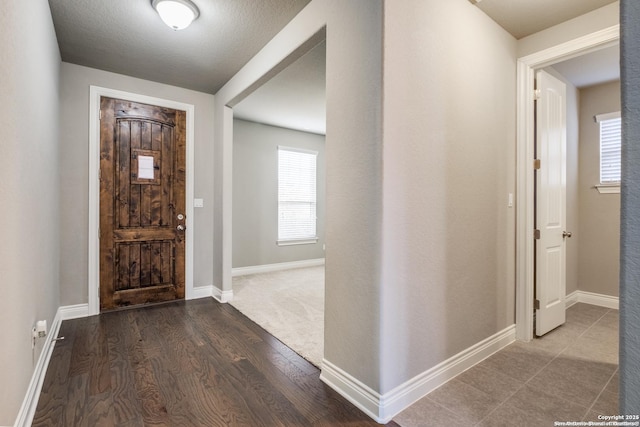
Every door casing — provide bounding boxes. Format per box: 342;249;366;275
88;86;195;315
515;26;619;341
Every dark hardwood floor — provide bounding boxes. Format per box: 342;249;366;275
33;298;398;426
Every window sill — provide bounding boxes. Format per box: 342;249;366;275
596;184;620;194
277;238;318;246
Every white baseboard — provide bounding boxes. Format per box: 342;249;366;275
13;307;67;427
320;360;383;422
566;291;579;308
320;325;516;423
188;285;235;303
59;303;90;320
190;285;213;300
212;286;233;303
566;290;619;310
232;258;325;277
192;285;233;303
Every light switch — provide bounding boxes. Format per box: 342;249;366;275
194;198;204;208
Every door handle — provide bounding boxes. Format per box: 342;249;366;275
562;231;572;238
177;224;186;231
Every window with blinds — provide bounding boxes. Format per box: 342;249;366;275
598;112;622;184
277;146;318;245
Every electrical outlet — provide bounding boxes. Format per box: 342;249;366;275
36;320;47;338
31;320;47;349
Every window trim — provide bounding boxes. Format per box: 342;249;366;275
595;184;620;194
277;238;319;246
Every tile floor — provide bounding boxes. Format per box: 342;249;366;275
395;303;619;427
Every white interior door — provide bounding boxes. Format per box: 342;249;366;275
535;70;567;337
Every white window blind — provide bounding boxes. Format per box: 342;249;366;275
597;112;622;184
278;147;317;243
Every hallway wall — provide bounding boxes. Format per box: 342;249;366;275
578;81;621;297
381;0;517;392
0;1;61;424
58;63;216;305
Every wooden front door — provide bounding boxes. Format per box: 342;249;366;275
99;97;186;311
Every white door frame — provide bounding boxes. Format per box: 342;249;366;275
515;26;619;341
88;86;196;316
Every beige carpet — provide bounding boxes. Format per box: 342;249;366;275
230;266;324;367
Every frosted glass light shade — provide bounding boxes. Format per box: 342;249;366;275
152;0;199;30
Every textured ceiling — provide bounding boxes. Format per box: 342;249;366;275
48;0;619;134
48;0;311;94
476;0;618;39
234;41;326;135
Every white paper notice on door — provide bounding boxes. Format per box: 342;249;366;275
138;155;155;179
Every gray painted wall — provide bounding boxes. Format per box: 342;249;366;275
232;119;325;268
0;1;61;423
380;0;517;392
578;81;621;297
620;0;640;414
321;0;385;389
58;63;216;305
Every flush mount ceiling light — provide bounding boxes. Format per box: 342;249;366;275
152;0;200;30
